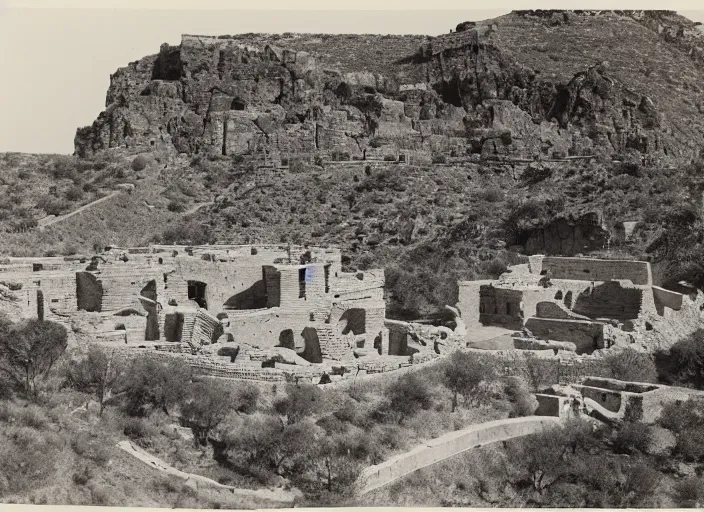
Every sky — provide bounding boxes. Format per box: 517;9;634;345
1;2;703;155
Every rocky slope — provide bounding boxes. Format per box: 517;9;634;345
6;10;704;318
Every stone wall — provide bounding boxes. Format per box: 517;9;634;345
359;416;562;495
571;281;643;320
652;286;684;315
525;318;604;354
541;257;652;285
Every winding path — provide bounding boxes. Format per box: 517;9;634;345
117;440;301;504
358;416;562;495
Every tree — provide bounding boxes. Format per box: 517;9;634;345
443;350;496;412
513;426;570;494
64;346;124;415
180;380;234;447
0;318;68;398
305;434;363;499
120;357;192;417
385;373;433;422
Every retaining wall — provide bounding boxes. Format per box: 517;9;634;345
359;416;562;494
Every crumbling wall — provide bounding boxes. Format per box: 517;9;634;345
541;257;652;285
572;281;643;320
525;318;604;354
457;280;493;327
478;285;523;329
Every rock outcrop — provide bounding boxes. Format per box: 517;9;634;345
75;11;704;167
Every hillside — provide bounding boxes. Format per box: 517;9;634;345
1;10;704;319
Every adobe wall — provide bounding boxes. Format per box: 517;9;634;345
652;286;684;315
359;416;562;495
571;281;643;320
541;257;652;285
478;285;523;329
524;318;604;354
457;281;493;327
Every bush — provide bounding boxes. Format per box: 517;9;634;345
131;155;148;172
659;400;704;434
167;200;186;213
673;477;704;507
385;373;433;422
675;427;704;461
504;376;539;417
603;348;657;383
612;421;652;454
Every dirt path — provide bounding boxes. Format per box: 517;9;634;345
358;416;562;495
38;190;122;230
117;440;301;504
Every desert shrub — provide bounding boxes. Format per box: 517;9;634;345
70;432;111;466
39;195;70;216
233;383;259;414
167;200;187;213
131;155;148;172
603;348;657;383
72;464;95;486
122;416;159;446
673;477;704;507
659;400;704;433
611;421;651;454
675;427;704;461
475;187;504;203
504;376;539;417
64;185;84;201
273;383;323;425
385;373;433;422
432;154;447;164
661;330;704;388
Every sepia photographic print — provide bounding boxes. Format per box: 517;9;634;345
2;1;704;509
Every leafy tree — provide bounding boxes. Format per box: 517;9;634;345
513;426;570;494
119;357;192;417
64;346;124;415
443;350;496;412
305;433;363;498
180;380;233;447
0;318;68;398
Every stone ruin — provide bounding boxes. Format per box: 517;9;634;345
457;255;704;356
0;244;463;385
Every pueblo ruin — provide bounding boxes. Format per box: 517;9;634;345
1;245;702;387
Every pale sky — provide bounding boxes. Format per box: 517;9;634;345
1;3;703;155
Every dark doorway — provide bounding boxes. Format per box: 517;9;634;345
36;290;44;321
299;327;322;363
140;280;159;341
339;308;366;335
187;280;208;309
76;272;103;312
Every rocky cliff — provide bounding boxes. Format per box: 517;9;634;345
75;10;704;167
